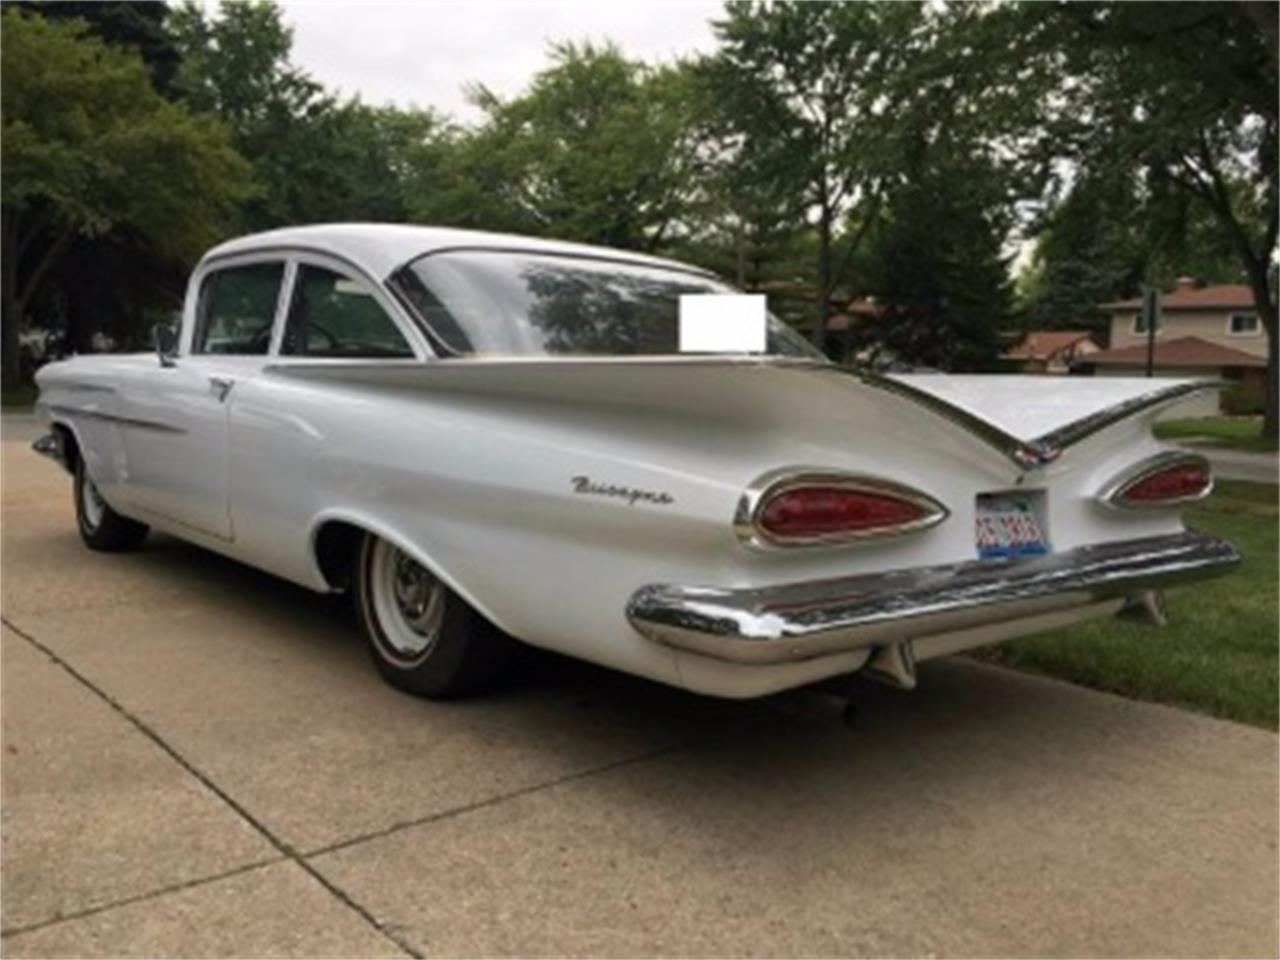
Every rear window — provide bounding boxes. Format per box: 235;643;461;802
391;250;817;359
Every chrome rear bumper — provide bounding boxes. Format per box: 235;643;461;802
626;531;1240;666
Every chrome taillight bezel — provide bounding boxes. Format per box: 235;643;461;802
734;468;950;549
1098;451;1214;510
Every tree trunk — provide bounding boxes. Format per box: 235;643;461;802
814;203;832;351
1265;324;1278;444
1;219;21;388
1253;283;1278;444
734;220;746;289
1239;258;1278;442
1;291;21;389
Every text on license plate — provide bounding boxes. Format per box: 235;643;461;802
975;493;1048;559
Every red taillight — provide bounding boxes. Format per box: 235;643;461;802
744;474;948;546
1106;454;1213;508
760;488;924;537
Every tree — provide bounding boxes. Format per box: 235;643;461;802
410;43;702;252
10;2;182;94
1;9;250;385
1021;2;1279;439
708;1;930;346
170;1;446;229
1019;169;1245;335
6;2;195;363
854;128;1014;371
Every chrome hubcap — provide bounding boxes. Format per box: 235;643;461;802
370;540;444;663
81;475;105;530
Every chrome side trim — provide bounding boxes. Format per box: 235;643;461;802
626;530;1240;665
847;370;1229;472
48;405;186;434
1097;450;1214;510
733;468;949;549
850;369;1055;470
1034;380;1230;452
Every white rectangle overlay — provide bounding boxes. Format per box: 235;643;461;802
678;294;767;353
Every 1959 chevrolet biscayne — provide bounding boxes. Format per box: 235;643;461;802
33;224;1240;700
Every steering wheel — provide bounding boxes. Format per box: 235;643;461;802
247;323;274;353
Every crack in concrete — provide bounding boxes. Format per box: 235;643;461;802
304;739;698;860
2;615;425;959
0;857;286;940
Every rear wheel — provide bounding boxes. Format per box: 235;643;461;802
355;534;511;698
74;459;149;551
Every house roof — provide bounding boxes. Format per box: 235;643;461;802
200;223;715;281
825;298;882;331
1102;282;1254;311
1083;336;1266;368
1004;330;1095;360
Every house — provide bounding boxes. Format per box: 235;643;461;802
1080;277;1267;416
1002;330;1099;374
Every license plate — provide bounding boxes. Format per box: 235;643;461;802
976;494;1048;559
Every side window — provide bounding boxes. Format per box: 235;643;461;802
1229;312;1259;335
1132;312;1159;335
193;262;285;355
282;264;414;358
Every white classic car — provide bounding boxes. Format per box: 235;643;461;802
34;224;1240;699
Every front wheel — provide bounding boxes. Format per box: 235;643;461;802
74;460;149;552
354;534;512;698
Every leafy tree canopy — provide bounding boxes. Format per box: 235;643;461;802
1;8;251;381
170;0;444;230
409;42;701;253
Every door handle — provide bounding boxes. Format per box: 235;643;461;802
208;376;234;402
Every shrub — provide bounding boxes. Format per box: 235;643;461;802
1221;378;1266;415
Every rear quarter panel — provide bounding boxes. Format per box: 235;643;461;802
223;363;1189;693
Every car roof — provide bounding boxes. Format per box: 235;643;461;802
201;223;716;281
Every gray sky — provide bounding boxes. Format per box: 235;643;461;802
282;2;723;123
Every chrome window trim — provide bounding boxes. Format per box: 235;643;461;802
268;258;299;357
185;252;291;357
734;467;949;550
200;243;440;359
392;244;722;284
386;247;766;362
277;252;428;361
1097;450;1214;510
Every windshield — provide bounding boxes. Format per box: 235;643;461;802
391;250;820;360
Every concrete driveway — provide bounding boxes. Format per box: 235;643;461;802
1;423;1276;958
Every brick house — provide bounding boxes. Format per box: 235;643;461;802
1080;277;1267;416
1002;330;1100;374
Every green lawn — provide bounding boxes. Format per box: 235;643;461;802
1153;416;1278;453
977;481;1279;729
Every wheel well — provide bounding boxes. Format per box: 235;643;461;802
313;520;366;592
52;423;80;475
